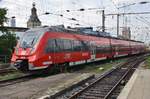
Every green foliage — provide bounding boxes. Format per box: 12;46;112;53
0;32;17;56
0;8;7;26
0;71;24;81
0;8;17;62
145;57;150;69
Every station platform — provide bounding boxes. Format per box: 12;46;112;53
118;67;150;99
0;73;93;99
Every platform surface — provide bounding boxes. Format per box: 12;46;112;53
118;68;150;99
0;73;93;99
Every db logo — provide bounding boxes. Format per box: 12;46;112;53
82;53;88;56
49;56;51;59
65;53;70;59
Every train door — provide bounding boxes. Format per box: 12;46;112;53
90;41;96;60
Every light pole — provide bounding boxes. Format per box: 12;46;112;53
115;1;150;37
102;10;105;32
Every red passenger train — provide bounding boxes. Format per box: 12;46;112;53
11;26;146;71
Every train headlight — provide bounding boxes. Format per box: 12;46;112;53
30;47;35;54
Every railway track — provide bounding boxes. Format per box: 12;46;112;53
0;63;10;69
0;73;35;87
0;68;16;75
69;57;145;99
51;55;145;99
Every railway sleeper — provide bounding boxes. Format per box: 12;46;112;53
85;90;110;95
89;88;110;92
78;95;99;99
80;93;105;98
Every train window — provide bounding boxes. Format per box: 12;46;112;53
46;38;73;53
70;40;74;51
96;46;102;53
88;41;94;51
81;41;89;51
111;45;116;52
118;45;129;52
45;39;57;53
45;38;90;53
63;39;73;52
85;41;90;48
72;40;82;51
104;45;111;53
55;39;64;52
96;45;110;53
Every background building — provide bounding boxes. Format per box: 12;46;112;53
122;27;131;39
27;3;41;28
10;16;16;27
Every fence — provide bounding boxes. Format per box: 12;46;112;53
0;55;10;63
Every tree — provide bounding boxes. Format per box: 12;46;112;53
0;8;7;26
0;32;17;55
0;8;17;62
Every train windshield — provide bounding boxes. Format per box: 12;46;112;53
19;30;44;48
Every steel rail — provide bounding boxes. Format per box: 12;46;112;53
104;58;145;99
68;58;134;99
0;68;16;74
69;57;144;99
0;74;34;87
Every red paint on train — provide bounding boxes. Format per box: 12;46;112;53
11;26;146;71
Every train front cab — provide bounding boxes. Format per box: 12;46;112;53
11;28;48;71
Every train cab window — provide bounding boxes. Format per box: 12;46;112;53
20;30;43;48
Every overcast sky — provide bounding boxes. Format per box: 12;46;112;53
0;0;150;43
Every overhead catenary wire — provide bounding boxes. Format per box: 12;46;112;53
1;0;150;41
43;12;99;27
109;0;119;10
134;16;150;42
135;16;150;28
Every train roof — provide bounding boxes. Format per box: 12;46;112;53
31;25;144;44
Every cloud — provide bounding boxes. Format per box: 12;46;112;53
0;0;119;27
112;0;137;4
0;0;150;43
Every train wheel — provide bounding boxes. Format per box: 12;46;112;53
60;63;69;73
49;64;59;74
19;60;29;72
